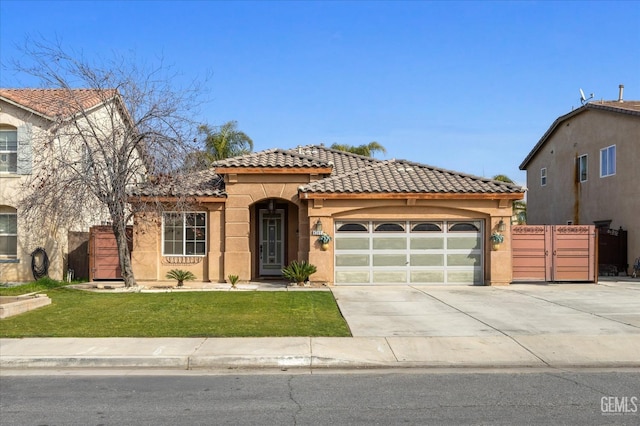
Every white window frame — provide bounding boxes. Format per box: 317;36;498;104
578;154;588;182
162;212;207;256
600;145;616;177
0;212;18;257
0;128;18;174
540;168;547;186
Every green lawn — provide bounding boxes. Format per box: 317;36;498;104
0;285;351;338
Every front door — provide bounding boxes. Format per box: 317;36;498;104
259;209;285;276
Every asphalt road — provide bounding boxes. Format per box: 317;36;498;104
2;370;639;425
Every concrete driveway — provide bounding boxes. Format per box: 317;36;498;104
331;282;640;337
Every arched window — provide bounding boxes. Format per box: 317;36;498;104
448;222;480;232
336;222;368;232
374;223;405;232
411;222;442;232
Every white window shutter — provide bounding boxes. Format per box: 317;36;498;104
16;123;32;175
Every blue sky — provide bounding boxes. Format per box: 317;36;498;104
1;1;639;185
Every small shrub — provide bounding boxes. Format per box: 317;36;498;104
228;274;239;288
165;269;196;287
282;261;317;286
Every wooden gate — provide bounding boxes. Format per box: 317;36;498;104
89;226;132;281
512;225;596;282
597;227;628;276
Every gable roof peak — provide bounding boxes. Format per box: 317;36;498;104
0;87;118;119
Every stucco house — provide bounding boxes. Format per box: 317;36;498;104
0;88;137;282
131;145;524;286
519;86;640;273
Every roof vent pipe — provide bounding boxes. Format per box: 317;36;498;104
618;84;624;102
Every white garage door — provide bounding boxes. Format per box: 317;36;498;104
334;220;483;285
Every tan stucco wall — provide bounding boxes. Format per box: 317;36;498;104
525;109;640;268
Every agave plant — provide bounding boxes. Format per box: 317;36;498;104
165;269;196;287
282;260;317;286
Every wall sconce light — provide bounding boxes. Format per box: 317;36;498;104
268;200;274;214
497;218;506;232
315;219;323;233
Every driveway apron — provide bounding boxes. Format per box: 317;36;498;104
330;284;640;338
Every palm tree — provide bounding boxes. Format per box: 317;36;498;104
330;141;387;157
492;174;527;224
199;120;254;162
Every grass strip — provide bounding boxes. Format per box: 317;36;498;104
0;288;351;338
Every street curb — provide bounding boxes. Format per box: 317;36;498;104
3;356;639;370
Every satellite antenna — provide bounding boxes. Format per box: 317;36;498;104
579;88;594;105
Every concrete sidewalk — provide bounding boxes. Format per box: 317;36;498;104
1;281;639;371
2;334;639;370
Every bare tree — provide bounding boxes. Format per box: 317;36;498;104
10;39;206;288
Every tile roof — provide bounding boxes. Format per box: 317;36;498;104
212;148;332;169
132;144;523;198
130;169;225;198
0;88;116;119
299;158;523;195
520;99;640;170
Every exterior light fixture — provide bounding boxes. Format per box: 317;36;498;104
497;219;506;232
315;219;323;233
268;200;274;214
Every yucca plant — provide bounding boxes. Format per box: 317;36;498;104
282;260;317;286
228;274;239;288
165;269;196;287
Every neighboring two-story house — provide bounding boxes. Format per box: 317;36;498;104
520;86;640;273
0;89;135;282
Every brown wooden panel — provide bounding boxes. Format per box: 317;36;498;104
552;225;596;282
512;225;549;281
89;226;132;281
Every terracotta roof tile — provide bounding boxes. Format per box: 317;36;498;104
212;148;331;169
300;159;523;194
0;88;116;118
130;169;225;198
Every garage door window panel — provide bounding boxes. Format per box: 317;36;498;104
336;271;370;283
335;238;369;250
374;222;405;232
447;236;481;250
335;254;369;267
447;253;481;267
373;271;407;283
373;238;406;250
411;271;445;283
411;222;443;232
336;222;368;232
448;222;480;232
410;237;444;249
373;254;407;267
410;253;444;266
